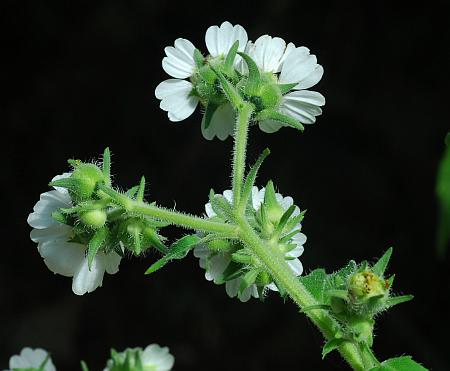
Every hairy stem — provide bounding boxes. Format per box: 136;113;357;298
237;217;365;370
98;184;237;235
232;103;253;209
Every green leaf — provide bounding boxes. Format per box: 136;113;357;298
224;40;240;71
372;247;393;277
284;210;307;233
209;65;244;109
370;356;428;371
203;102;219;130
193;48;204;68
239;148;270;212
385;295;413;308
239;269;259;295
256;109;304;132
237;52;261;95
126;185;140;198
49;177;80;192
436;139;450;257
219;261;243;282
298;268;328;303
386;274;395;289
274;204;297;236
211;194;234;221
136;176;146;202
322;338;347;359
145;235;201;274
80;361;89;371
278;82;298;94
87;227;108;270
102;147;111;186
332;260;358;287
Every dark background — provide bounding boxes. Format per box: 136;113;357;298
2;0;449;370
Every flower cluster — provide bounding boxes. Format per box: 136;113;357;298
4;345;174;371
103;344;174;371
194;182;306;302
5;348;55;371
155;21;325;140
27;149;167;295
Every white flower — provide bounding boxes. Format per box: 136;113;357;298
6;347;56;371
155;21;247;140
103;344;174;371
246;35;325;133
27;173;121;295
193;187;306;302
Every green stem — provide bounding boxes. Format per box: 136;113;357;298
131;203;237;234
98;184;237;235
232;103;253;210
360;343;380;369
237;216;365;370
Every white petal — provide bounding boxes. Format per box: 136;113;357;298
205;21;248;57
287;258;303;276
10;348;56;371
141;344;174;371
38;240;86;277
281;91;325;124
295;65;324;90
251;186;264;210
222;189;233;203
155;79;198;122
279;47;318;85
291;232;307;248
30;224;72;243
258;119;283;133
162;38;196;78
193;245;211;259
51;172;72;194
250;35;286;72
238;285;254;302
267;282;278;292
205;253;230;282
201;103;236;141
280;196;294;210
277;42;296;71
225;278;240;297
205;202;216;218
97;251;121;274
286;244;305;258
72;255;106;295
28;190;72;229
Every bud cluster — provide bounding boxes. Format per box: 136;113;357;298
194;180;306;302
51;149;167;261
308;248;413;352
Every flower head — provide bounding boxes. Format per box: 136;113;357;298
103;344;174;371
244;35;325;133
6;348;56;371
155;21;247;140
194;184;306;302
155;22;325;139
27;173;121;295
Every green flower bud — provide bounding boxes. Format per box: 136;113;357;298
71;163;105;202
207;239;231;251
349;270;387;301
79;209;107;228
258;81;282;111
349;318;374;346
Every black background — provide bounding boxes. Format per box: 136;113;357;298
2;0;449;370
